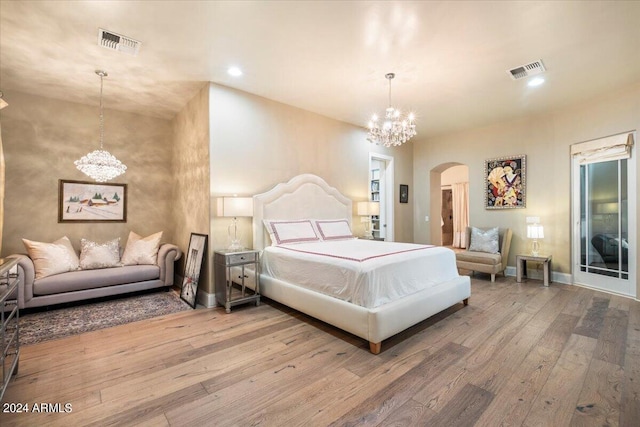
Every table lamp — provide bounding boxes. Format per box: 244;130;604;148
527;222;544;256
222;196;253;251
357;201;380;239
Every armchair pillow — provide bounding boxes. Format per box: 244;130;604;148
22;236;80;279
468;227;500;254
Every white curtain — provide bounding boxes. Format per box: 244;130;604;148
452;182;469;248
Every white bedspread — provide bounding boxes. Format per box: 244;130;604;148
261;240;460;308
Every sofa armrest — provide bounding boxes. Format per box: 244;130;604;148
157;243;182;286
6;254;35;309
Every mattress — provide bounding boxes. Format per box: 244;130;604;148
261;239;461;308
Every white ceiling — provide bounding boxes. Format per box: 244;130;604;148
2;1;640;138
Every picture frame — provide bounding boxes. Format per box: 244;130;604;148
485;154;526;209
58;179;127;222
399;184;409;203
180;233;208;309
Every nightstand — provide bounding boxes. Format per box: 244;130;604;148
516;254;552;287
214;249;260;313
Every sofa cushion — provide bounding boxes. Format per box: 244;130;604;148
33;265;160;296
22;236;80;279
79;238;121;270
121;231;163;265
456;251;502;266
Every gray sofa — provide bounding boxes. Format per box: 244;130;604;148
8;243;182;309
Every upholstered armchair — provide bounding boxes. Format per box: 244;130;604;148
455;227;513;282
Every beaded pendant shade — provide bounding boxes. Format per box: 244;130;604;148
74;70;127;182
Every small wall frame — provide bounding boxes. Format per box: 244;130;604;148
399;184;409;203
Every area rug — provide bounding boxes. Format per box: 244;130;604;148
19;290;193;346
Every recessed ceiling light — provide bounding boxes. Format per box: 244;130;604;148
528;77;545;87
228;66;243;77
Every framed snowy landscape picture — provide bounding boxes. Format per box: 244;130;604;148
58;179;127;222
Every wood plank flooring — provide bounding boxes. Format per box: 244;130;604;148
2;274;640;426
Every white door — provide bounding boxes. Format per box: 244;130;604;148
571;134;636;297
370;153;394;242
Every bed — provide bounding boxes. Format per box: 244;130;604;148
251;174;471;354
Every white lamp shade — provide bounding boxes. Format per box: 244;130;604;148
222;197;253;217
357;201;380;216
527;224;544;239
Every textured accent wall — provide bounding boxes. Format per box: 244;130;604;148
171;84;211;294
0;91;174;256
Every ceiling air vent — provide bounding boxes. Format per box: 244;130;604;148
507;60;545;80
98;28;141;56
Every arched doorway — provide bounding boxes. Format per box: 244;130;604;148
430;163;469;247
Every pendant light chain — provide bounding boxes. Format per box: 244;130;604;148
99;72;105;150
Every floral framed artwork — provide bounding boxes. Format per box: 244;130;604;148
485;155;526;209
180;233;208;309
58;179;127;222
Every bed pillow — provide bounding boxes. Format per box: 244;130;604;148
315;219;355;241
264;220;320;245
79;238;121;270
121;231;163;265
468;227;500;254
22;236;80;280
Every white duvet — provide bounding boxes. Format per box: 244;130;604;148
261;239;461;308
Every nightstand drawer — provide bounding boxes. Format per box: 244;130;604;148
227;252;258;265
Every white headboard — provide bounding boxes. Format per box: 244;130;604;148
253;174;353;250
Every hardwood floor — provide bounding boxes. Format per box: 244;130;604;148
2;275;639;426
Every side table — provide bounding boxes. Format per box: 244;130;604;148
516;254;552;287
1;257;20;401
214;249;260;313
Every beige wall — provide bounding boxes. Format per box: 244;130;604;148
414;82;640;294
441;165;469;187
206;82;413;293
171;84;211;292
0;90;174;256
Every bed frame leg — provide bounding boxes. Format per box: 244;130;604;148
369;342;382;354
463;298;469;306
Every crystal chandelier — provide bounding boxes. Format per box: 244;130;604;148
75;70;127;182
367;73;416;147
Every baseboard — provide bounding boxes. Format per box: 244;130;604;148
198;289;216;308
504;266;572;285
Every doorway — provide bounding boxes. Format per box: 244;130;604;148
441;188;453;246
369;153;394;242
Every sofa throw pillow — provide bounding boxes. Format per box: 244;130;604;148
22;236;80;280
121;231;163;265
468;227;500;254
79;238;121;270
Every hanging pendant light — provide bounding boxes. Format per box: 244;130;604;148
74;70;127;182
367;73;417;147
